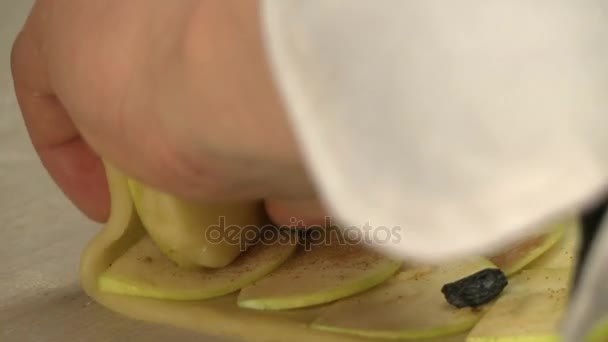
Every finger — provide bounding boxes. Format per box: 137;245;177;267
11;21;110;222
264;198;329;229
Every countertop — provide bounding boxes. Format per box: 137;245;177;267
0;2;219;341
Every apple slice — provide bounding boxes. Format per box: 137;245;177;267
527;219;580;271
128;178;265;268
587;319;608;342
98;232;297;300
310;258;496;340
489;222;565;276
466;268;570;342
237;234;402;310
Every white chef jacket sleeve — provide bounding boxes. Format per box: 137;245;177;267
260;0;608;262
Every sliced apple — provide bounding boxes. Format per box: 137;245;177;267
311;258;496;340
128;178;265;268
237;234;402;310
586;318;608;342
489;222;565;276
527;219;580;271
466;268;570;342
98;233;297;300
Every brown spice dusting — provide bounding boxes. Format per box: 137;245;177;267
489;233;548;269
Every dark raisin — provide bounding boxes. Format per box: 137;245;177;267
441;268;508;308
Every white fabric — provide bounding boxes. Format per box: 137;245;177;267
261;0;608;261
260;2;608;339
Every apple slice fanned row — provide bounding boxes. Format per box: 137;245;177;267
86;165;588;342
309;220;581;341
237;233;402;310
466;268;571;342
99;233;298;301
122;178;404;308
310;258;499;340
99;226;402;307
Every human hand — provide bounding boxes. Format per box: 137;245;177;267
11;0;326;226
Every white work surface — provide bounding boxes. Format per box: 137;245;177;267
0;2;229;341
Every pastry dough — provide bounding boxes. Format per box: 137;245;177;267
79;163;466;342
